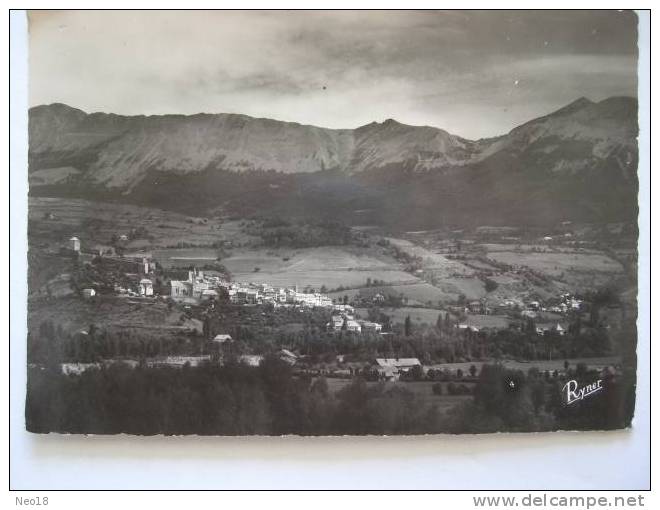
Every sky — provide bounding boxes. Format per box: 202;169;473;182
28;10;639;139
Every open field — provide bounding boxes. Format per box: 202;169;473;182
223;246;414;289
462;314;510;329
29;198;633;310
327;281;458;305
153;247;222;268
487;251;624;276
440;276;487;300
29;197;257;250
355;307;446;325
28;296;202;335
426;356;623;375
386;237;474;276
324;379;473;412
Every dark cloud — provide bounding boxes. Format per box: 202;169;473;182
28;10;638;138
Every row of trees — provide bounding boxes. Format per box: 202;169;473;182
26;357;636;435
29;299;629;368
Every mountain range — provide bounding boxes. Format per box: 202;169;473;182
28;97;639;228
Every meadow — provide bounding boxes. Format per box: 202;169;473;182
222;247;414;289
324;379;473;412
355;307;446;325
487;251;624;276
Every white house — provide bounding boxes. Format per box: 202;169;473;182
326;316;345;331
239;355;264;367
69;236;81;252
170;279;192;299
82;288;96;299
374;358;421;380
360;321;383;332
213;334;233;343
278;349;298;365
139;278;154;296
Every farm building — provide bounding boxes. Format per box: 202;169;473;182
81;288;96;299
360;321;383;332
239;355;264;367
91;244;115;257
201;289;219;300
536;323;567;336
213;334;233;343
374;358;421;380
61;362;100;376
170;279;192;299
278;349;298;365
326;316;345;332
147;355;211;368
139;278;154;296
467;301;484;313
69;236;81;252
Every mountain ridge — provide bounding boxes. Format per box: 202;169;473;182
28;96;639;227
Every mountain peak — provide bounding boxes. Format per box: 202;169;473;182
550;97;594;117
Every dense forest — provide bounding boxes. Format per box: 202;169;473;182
26;356;635;435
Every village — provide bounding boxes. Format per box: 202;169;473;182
35;231;618;387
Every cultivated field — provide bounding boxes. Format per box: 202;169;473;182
386;237;474;276
355;307;446;325
324;379;473;412
462;314;510;329
440;277;487;300
153;247;222;268
29;197;257;250
426;356;624;375
327;281;458;305
28;296;202;335
223;247;414;289
487;251;624;276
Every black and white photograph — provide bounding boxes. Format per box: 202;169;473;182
23;9;642;437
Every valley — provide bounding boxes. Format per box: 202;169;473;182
25;96;640;436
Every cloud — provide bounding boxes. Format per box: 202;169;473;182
28;10;638;138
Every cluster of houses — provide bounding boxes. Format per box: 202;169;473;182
170;269;223;302
169;269;358;314
66;235;160;299
326;312;383;334
59;348;300;375
59;354;418;381
448;293;583;335
502;293;583;316
227;283;334;308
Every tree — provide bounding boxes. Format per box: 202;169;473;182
484;278;499;293
409;364;424;381
469;364;477;378
404;315;412;337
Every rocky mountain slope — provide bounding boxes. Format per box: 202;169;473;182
28;97;638;226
